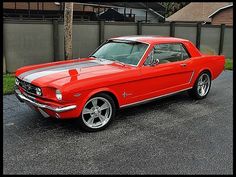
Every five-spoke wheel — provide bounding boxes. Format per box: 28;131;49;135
79;93;116;132
188;71;211;99
197;73;210;97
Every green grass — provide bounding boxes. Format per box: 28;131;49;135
225;58;233;70
3;74;15;95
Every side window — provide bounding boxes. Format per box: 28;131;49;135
144;43;190;65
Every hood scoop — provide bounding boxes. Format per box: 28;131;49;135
68;68;80;76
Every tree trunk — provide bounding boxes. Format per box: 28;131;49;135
3;55;6;74
64;2;73;60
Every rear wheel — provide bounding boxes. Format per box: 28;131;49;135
78;93;116;132
188;71;211;99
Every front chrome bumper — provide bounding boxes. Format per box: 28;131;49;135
14;89;77;113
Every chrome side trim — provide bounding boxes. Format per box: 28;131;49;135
15;89;77;113
120;87;192;108
188;71;195;83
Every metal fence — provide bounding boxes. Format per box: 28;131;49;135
3;19;233;73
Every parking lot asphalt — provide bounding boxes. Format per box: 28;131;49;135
3;71;233;175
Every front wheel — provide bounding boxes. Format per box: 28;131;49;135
78;93;116;132
188;71;211;100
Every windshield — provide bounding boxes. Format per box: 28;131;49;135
91;40;149;66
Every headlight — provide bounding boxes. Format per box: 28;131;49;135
15;78;20;85
36;87;42;96
56;89;62;100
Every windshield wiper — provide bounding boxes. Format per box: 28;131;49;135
91;56;126;66
108;58;126;66
90;55;104;62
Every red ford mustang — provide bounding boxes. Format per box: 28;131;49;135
15;36;225;131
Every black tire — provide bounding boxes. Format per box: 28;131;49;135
188;71;211;100
78;93;116;132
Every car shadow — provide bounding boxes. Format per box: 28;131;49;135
117;92;193;119
34;91;195;133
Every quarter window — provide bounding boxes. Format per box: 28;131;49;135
144;43;190;65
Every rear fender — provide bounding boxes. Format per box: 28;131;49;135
191;55;225;86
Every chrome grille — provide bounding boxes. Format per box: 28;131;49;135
18;78;39;96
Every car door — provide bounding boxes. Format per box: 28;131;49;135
124;43;194;105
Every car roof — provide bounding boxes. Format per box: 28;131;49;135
110;35;189;44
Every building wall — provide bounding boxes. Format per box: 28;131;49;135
3;2;162;22
4;2;111;13
211;7;233;26
117;8;160;23
3;2;16;9
3;2;60;10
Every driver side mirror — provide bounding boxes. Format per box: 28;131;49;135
149;50;159;66
150;58;159;66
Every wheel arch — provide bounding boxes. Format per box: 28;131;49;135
199;68;212;78
77;88;121;118
193;68;213;85
92;90;120;110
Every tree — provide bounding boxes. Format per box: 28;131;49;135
64;2;74;60
160;2;190;17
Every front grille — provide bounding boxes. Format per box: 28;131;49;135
17;78;39;96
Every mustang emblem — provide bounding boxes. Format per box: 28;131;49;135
122;91;132;98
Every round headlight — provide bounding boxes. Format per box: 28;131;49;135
56;89;62;100
36;87;42;96
15;78;20;85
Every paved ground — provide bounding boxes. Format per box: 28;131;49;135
3;71;233;175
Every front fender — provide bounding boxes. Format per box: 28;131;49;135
75;87;121;118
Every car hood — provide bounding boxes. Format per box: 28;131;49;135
16;58;132;88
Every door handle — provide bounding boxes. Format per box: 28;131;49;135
180;63;187;67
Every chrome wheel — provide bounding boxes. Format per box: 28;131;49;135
197;73;210;97
82;97;112;129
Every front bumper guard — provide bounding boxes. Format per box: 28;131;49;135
15;89;77;113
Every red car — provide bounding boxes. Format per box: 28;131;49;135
15;36;225;131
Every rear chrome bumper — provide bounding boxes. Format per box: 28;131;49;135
14;89;77;113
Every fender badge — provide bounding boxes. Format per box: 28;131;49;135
122;92;132;98
74;93;81;97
